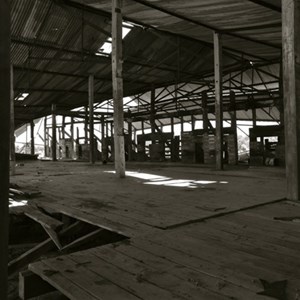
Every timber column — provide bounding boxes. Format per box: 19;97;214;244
282;0;300;200
112;0;125;177
89;75;96;164
51;104;57;161
30;120;35;155
229;91;238;165
214;32;223;170
0;0;11;298
150;87;156;143
10;65;16;175
202;91;211;164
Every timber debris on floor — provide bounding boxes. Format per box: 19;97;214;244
22;201;300;300
8;199;128;299
10;162;296;300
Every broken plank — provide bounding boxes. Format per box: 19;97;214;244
29;260;99;300
8;221;82;275
30;255;138;300
25;206;63;230
19;269;56;300
61;228;104;252
42;226;62;250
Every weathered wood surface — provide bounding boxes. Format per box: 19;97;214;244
15;162;286;237
19;270;55;300
0;0;11;297
24;206;63;230
28;201;300;300
112;0;126;178
282;0;300;201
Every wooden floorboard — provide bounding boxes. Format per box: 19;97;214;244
28;201;300;300
15;161;286;233
15;163;299;299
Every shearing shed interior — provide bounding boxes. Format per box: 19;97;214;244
1;0;300;299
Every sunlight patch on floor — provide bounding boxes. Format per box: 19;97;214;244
9;199;28;207
105;171;228;188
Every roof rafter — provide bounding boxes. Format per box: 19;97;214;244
60;0;272;62
130;0;281;49
247;0;281;13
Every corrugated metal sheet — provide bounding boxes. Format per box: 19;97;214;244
11;0;281;127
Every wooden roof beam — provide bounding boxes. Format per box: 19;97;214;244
131;0;281;50
60;0;271;62
247;0;281;13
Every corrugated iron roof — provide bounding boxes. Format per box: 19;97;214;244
11;0;282;127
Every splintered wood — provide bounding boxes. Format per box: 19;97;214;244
26;202;300;300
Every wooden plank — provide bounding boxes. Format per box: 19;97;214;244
214;31;223;170
33;255;140;300
68;249;185;300
132;237;262;292
150;229;299;285
42;226;62;250
8;221;82;275
61;228;104;252
282;0;300;200
107;243;272;300
8;238;55;275
92;244;246;300
179;224;300;275
24;206;63;230
204;218;300;259
0;0;11;297
29;260;99;300
112;0;126;178
38;201;156;238
19;270;55;300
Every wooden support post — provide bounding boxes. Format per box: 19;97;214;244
171;117;174;136
150;88;156;139
141;121;144;135
76;127;79;141
101;115;105;150
88;75;96;164
181;116;184;133
230;91;238;165
191;115;195;131
282;0;300;200
0;0;11;297
112;0;126;177
279;59;285;126
202;91;209;132
111;121;114;136
84;105;88;144
10;65;16;176
106;120;109;137
51;104;57;161
70;117;74;158
101;115;107;163
202;91;210;164
252;106;257;128
44;117;47;157
30;120;35;155
214;31;223;170
62;116;65;140
128;119;133;161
